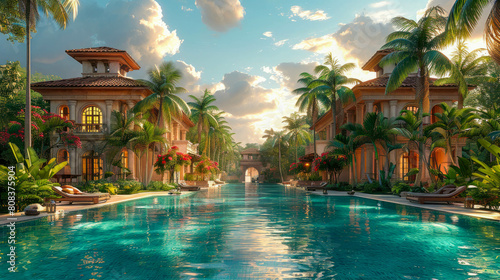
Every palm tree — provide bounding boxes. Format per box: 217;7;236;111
434;42;494;108
328;133;362;184
188;89;219;153
312;53;359;138
447;0;500;64
282;113;312;162
263;129;287;182
14;0;79;155
394;109;434;184
293;72;329;158
428;103;477;166
342;112;398;180
134;62;189;133
381;6;452;183
131;121;167;186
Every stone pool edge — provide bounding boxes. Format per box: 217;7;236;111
305;189;500;222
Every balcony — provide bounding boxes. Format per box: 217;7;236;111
305;140;330;156
74;123;104;133
172;140;199;155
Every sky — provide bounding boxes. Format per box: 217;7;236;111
0;0;489;144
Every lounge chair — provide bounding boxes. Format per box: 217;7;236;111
214;179;226;186
51;186;110;204
406;186;467;204
305;181;328;192
178;182;201;191
403;185;456;198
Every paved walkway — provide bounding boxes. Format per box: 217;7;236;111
0;191;194;226
307;189;500;222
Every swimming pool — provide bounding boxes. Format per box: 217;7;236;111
1;184;499;279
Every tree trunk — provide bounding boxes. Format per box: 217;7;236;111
313;101;317;157
295;140;298;162
457;91;464;109
414;68;429;186
197;116;203;144
278;139;284;183
331;94;337;139
24;3;32;156
145;147;149;186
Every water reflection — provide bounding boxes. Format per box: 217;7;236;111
0;184;499;279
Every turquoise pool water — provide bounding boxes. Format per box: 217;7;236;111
1;184;500;279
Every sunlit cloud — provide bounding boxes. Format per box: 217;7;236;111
290;6;330;21
371;1;391;8
274;39;288;47
195;0;245;32
263;31;273;38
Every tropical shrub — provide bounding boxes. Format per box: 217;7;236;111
331;182;352;191
77;180;118;195
154;146;192;182
184;173;199;181
391;182;412;195
116;180;143;194
308;172;322;181
147;181;175;191
0;143;64;212
470;139;500;209
312;152;348;184
195;156;219;180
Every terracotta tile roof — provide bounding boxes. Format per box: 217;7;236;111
31;76;147;88
65;47;125;53
353;75;456;90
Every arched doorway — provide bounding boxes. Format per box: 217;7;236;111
245;167;259;183
82;150;103;181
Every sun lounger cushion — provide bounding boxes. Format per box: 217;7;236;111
62;185;83;194
442;188;456;194
54;186;63;192
62;187;74;194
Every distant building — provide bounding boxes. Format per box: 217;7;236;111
32;47;198;182
306;49;467;183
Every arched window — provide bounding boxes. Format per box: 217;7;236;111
59;106;69;120
400;152;419;181
57;149;69;164
404;105;418;114
82;106;102;132
82;151;102;181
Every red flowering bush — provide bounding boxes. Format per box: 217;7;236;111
0;106;81;150
312;152;348;184
289;162;311;174
195;156;220;180
154;146;192;182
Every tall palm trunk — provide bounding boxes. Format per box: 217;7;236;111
144;146;149;186
312;101;317;157
415;68;429;186
24;3;32;155
331;93;337;139
278;138;284;182
295;139;298;162
197;116;203;144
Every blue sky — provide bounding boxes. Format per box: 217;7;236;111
0;0;487;143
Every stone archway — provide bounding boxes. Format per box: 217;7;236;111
245;167;259;182
240;148;263;182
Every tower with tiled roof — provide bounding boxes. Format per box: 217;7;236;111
31;47;197;183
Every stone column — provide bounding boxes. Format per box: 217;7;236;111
69;147;77;176
126;100;136;179
390;100;398;118
366;101;374;114
172;123;178;141
360;146;365;181
105;100;113;132
356;104;363;124
382;101;390;117
68;100;77;121
366;146;373;180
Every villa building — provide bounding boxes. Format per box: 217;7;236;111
31;47;198;182
306;49;467;183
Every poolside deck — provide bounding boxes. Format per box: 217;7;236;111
306;189;500;222
0;191;193;226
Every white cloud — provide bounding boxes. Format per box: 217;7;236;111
274;39;288;47
173;60;202;93
271;62;318;91
263;31;273;38
0;0;183;79
290;6;330;21
371;1;391;8
292;34;337;54
195;0;245;32
181;6;193;12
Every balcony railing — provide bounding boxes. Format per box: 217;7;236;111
74;123;104;133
